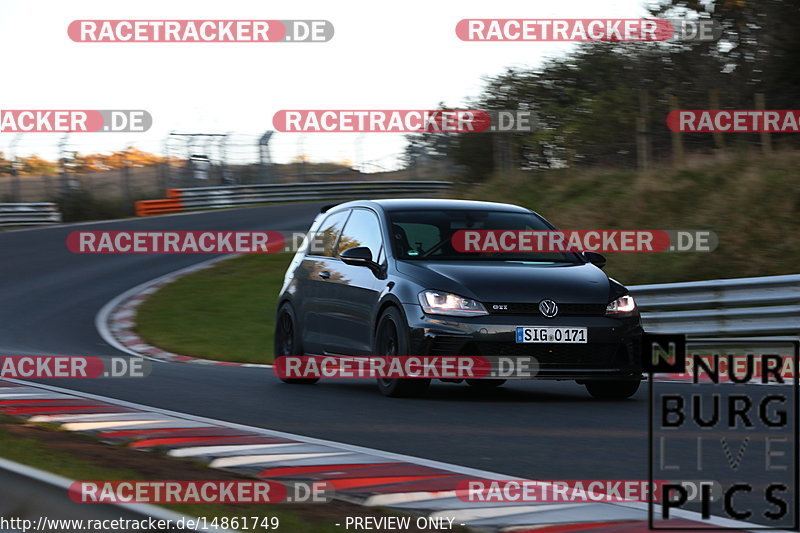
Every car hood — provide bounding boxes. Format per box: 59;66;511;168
396;260;615;303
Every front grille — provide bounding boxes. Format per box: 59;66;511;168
485;302;607;316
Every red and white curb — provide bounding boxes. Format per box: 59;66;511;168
0;457;234;533
96;255;269;368
0;379;755;532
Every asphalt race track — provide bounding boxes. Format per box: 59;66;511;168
0;203;789;490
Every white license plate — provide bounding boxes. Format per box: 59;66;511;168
516;326;587;344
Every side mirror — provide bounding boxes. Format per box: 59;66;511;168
340;246;373;266
340;246;385;278
582;251;607;269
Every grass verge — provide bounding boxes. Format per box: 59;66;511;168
0;416;423;533
459;149;800;285
135;253;293;364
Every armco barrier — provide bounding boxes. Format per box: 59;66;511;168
633;274;800;336
134;198;184;216
136;180;453;216
0;203;62;226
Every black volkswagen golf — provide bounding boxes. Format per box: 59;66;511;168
275;199;643;399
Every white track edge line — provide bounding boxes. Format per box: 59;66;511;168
0;457;234;533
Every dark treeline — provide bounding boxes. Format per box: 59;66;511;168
406;0;800;179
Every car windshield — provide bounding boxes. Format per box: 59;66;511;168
387;209;582;263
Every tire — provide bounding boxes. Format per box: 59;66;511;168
374;307;430;398
466;379;506;389
274;302;318;385
585;379;640;400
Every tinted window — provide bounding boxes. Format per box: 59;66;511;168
388;209;580;263
337;208;384;259
311;210;349;257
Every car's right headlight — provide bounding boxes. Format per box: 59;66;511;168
418;290;488;317
605;294;637;316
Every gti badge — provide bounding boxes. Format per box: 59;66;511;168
539;299;558;318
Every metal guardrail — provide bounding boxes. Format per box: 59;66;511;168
136;180;453;216
632;274;800;336
0;203;62;227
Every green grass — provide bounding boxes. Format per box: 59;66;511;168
0;422;143;481
135;253;294;364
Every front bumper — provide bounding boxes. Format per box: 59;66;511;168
401;303;644;381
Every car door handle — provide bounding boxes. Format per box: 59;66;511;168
318;271;331;279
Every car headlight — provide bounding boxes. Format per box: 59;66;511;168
418;290;488;316
606;294;637;316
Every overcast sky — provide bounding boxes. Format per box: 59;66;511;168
0;0;653;167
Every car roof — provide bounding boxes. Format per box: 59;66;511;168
325;198;532;214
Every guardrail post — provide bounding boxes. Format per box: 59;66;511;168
58;134;70;196
10;165;21;203
121;162;132;216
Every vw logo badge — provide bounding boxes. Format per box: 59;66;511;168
539;299;558;318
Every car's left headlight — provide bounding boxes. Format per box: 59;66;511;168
606;294;637;316
418;290;488;317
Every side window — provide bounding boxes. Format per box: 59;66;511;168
337;209;384;260
310;210;349;257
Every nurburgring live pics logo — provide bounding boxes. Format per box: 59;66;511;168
648;338;798;530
